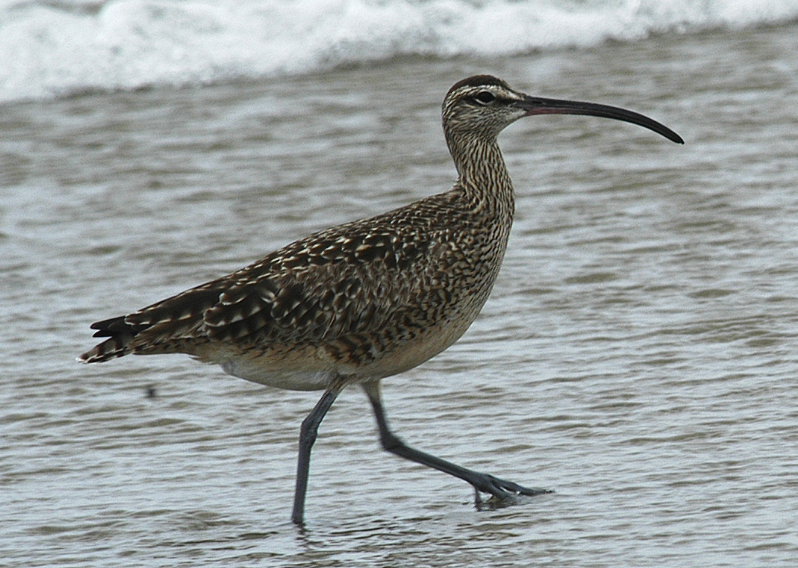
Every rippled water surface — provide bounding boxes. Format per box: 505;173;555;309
2;25;798;567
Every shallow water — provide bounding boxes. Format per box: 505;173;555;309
2;24;798;567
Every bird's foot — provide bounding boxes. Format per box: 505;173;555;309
472;474;552;509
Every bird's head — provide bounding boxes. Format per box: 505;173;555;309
442;74;684;147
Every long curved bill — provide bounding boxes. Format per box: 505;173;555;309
517;96;684;144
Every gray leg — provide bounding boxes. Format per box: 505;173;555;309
292;377;347;525
362;381;551;504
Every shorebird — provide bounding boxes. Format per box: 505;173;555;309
79;75;682;524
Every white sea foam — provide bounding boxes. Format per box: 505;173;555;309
1;0;797;102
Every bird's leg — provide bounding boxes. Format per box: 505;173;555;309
362;381;551;506
292;376;347;525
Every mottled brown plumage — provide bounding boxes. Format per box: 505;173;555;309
79;76;521;391
79;75;682;524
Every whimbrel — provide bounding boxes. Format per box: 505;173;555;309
79;75;683;524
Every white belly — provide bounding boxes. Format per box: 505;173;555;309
219;357;336;391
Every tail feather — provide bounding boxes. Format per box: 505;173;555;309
77;285;223;363
78;316;145;363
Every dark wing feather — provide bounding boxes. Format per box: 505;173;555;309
200;224;432;347
78;194;452;364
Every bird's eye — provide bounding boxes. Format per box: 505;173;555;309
474;91;495;105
